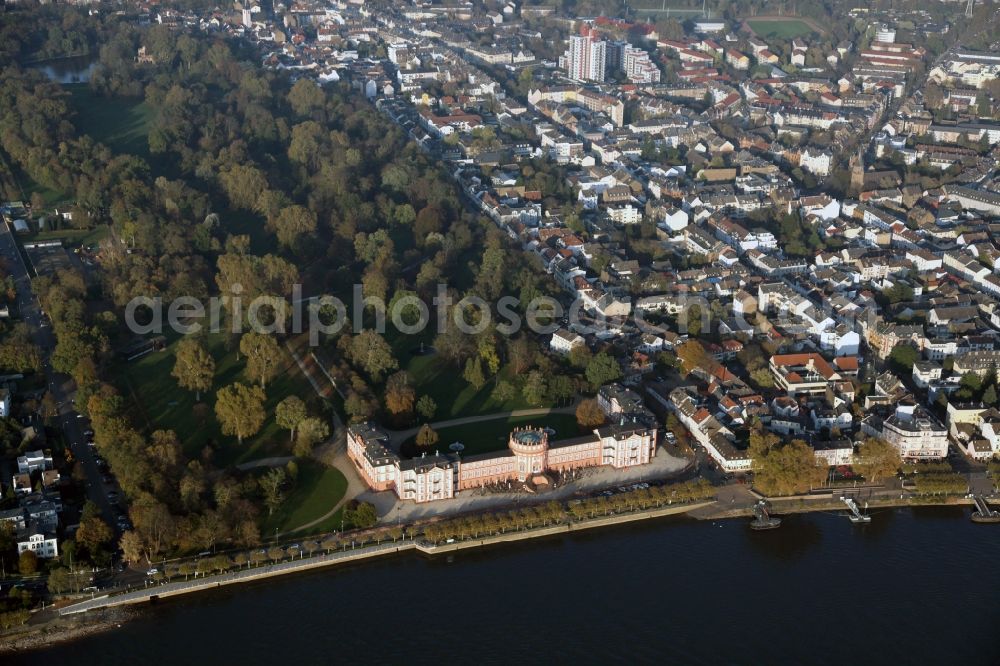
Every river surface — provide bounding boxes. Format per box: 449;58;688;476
15;507;1000;665
29;54;98;83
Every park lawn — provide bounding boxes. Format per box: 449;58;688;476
404;352;545;419
406;412;582;457
747;19;816;39
65;84;153;159
19;174;70;207
119;331;320;467
295;506;345;537
260;460;347;535
20;225;109;249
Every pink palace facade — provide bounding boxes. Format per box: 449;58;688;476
348;421;658;503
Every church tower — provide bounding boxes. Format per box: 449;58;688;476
849;145;865;193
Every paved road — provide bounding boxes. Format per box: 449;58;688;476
0;223;116;528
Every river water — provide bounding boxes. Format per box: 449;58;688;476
14;507;1000;665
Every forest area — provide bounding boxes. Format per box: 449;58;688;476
0;4;612;563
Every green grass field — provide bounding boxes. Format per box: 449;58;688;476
260;460;347;535
404;412;582;457
119;331;321;467
65;84;153;158
20;225;108;248
403;352;551;419
747;19;816;39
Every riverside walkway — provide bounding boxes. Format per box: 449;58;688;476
59;541;416;616
58;501;712;616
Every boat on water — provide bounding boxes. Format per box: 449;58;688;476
750;499;781;530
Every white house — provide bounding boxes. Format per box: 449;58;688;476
17;529;59;559
17;450;52;475
799;148;833;176
660;207;689;232
550;328;585;355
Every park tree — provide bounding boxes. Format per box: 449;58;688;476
585;352;622;389
219;164;268;212
240;332;282;389
294;417;329;457
416;395;437;420
576;398;606;428
507;335;535;374
522;370;548;407
416;424;439;449
887;343;919;374
275;395;308;443
259;467;286;516
568;344;592;369
18;550;37;576
215;382;267;444
272;205;317;251
345;501;378;529
47;567;85;595
491;380;516;403
548;375;575;406
342;330;398;382
119;531;145;565
676;340;709;376
854;437;901;483
131;499;177;562
750;437;826;496
463;357;486;390
76;501;114;559
288;78;326;117
478;335;501;377
171;337;215;401
385;371;416;417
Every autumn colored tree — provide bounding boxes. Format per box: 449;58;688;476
854;437;901;483
416;424;439;449
294;417;330;457
171;337;215;401
341;330;398;382
576;398;606;428
215;382;267;444
76;501;114;559
240;332;282;389
272;204;317;250
676;340;709;376
276;395;308;443
385;371;416;417
18;550;37;576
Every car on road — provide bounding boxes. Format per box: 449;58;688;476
84;429;94;437
107;491;119;501
146;568;159;576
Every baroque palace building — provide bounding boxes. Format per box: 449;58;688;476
348;419;657;503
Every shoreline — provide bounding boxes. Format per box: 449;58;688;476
0;494;983;654
0;606;137;654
